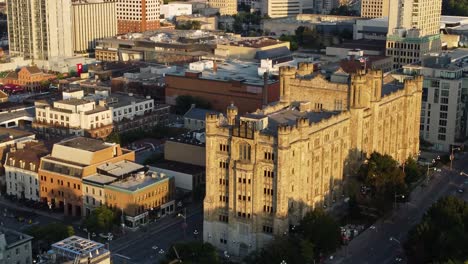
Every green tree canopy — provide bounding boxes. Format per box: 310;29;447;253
357;152;408;213
405;196;468;263
244;236;309;264
298;209;341;256
442;0;468;16
404;157;425;184
329;5;359;16
162;241;221;264
279;34;298;51
83;206;116;233
26;222;75;252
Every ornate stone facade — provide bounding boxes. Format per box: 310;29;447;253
203;64;423;256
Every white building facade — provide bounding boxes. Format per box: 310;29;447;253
5;155;40;201
160;3;192;20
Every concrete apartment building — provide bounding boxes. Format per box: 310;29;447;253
116;0;161;34
6;0;74;60
207;0;236;15
33;97;113;139
203;66;422;256
398;53;468;151
4;142;50;201
0;228;33;264
385;0;443;69
360;0;389;18
72;0;118;53
38;137;135;216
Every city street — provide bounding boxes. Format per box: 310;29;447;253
111;204;203;264
329;152;468;264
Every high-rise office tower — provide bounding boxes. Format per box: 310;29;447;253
6;0;73;60
207;0;237;15
116;0;161;34
360;0;389;18
72;1;117;53
385;0;442;69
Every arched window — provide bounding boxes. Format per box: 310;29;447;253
239;143;251;161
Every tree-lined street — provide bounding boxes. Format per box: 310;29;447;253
328;152;468;264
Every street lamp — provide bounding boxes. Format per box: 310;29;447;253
426;157;439;184
450;146;461;170
280;260;287;264
177;208;187;239
394;193;405;209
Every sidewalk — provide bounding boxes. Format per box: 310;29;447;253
0;197;64;221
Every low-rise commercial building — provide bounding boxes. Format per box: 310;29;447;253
51;236;110;264
0;227;33;264
183;106;220;131
0;66;55;91
4;142;50;201
33;97;114;139
104;170;175;228
214;38;290;61
161;2;192;20
164;130;206;166
38;137;135;216
165;60;280;113
175;15;217;31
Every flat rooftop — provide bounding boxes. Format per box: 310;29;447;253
57;137;113;152
0;227;33;249
170;60;278;86
98;160;144;177
153;160;205;174
108;172;171;192
56;98;91;106
0;107;35;124
105;93;152;109
0;127;34;141
52;236;108;259
228;37;285;48
83;174;117;185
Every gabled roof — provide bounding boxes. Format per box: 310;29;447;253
4;71;18;79
0;90;8;99
184;107;219;121
24;66;42;75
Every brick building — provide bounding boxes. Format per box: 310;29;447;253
165;61;280;114
38;137;135;216
0;66;55;91
116;0;161;34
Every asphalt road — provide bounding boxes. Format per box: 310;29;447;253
329;152;468;264
111;205;203;264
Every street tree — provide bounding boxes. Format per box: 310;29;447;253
358;152;407;213
162;241;220;264
298;209;342;257
405;196;468;263
84;206;116;233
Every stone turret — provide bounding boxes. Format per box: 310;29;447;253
350;72;369;109
369;69;383;102
205;113;219;135
296;62;314;76
226;103;238;125
279;66;297;104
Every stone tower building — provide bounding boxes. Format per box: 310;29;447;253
203;64;423;256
